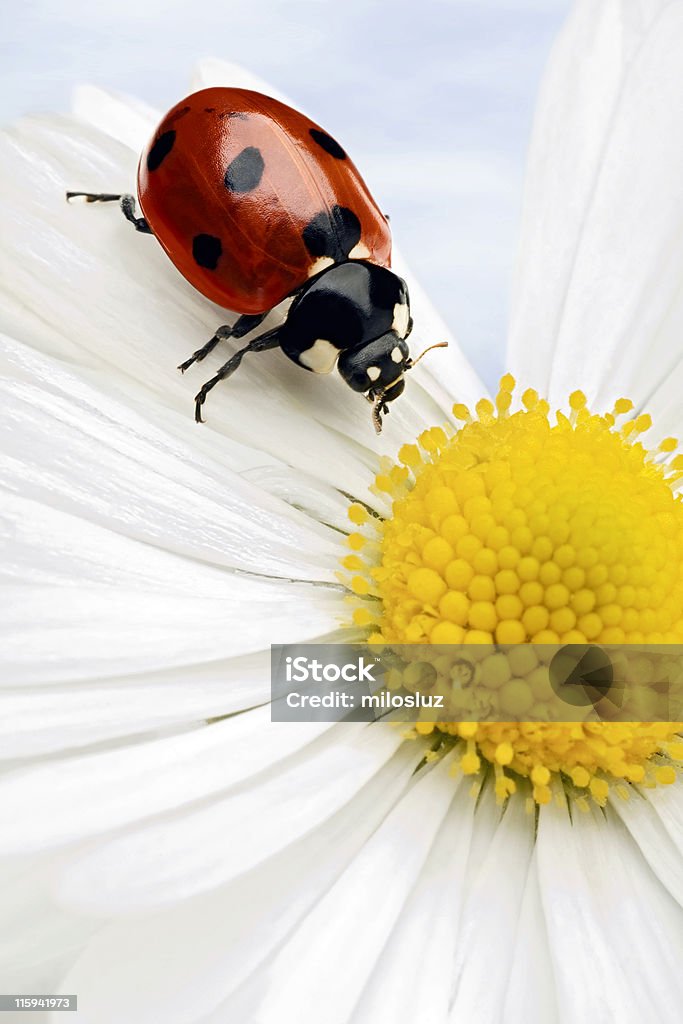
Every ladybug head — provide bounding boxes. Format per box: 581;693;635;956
338;334;449;433
338;332;409;431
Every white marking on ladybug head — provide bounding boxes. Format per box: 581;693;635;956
367;366;381;381
307;256;335;278
299;339;340;374
392;301;410;338
348;241;371;260
391;346;403;363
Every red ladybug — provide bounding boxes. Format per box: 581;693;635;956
67;87;446;431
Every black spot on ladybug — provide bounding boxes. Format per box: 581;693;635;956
204;107;216;113
224;146;265;193
192;233;223;270
302;206;361;262
147;130;176;172
309;129;346;160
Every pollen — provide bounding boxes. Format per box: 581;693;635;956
342;377;683;805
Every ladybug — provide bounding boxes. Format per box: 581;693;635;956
67;88;446;432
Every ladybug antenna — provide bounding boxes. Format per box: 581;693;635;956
407;341;449;369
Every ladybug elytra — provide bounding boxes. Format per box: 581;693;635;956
67;87;446;432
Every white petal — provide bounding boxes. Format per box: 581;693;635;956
633;356;683;439
393;245;489;410
449;794;535;1020
0;708;334;850
503;852;559;1024
56;743;420;1024
508;0;683;413
242;464;362;531
640;779;683;858
55;724;405;911
2;576;342;684
537;798;683;1022
349;779;476;1024
72;83;158;152
0;853;97;995
1;490;331;595
235;756;458;1024
0;653;269;757
610;788;683;907
457;776;503;891
0;335;340;581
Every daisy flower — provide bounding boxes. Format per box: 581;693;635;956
2;2;683;1022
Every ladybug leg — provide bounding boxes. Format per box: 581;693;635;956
194;327;281;423
119;194;153;234
65;191;152;234
178;313;268;373
178;325;232;373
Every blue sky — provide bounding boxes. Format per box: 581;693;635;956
1;0;571;387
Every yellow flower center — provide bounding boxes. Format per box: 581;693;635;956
342;376;683;806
